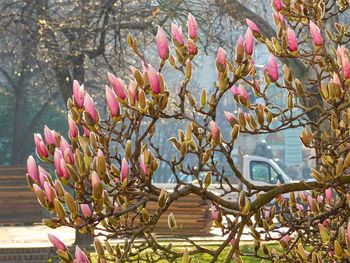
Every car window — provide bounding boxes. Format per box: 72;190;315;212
250;161;280;184
250;161;270;183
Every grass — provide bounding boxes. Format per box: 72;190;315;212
88;243;279;262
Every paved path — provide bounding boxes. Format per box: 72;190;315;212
0;224;263;248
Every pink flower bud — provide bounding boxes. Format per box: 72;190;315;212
128;81;137;104
60;137;74;164
75;245;90;263
44;125;56;145
187;13;198;39
245;28;254;55
309;21;323;46
97;149;104;157
342;51;350;79
140;156;148;176
82;126;91;138
27;155;39;182
80;204;92;218
44;182;53;203
325;188;333;204
48;233;67;251
187;39;198;55
273;12;285;27
210;121;220;140
211;205;220;221
84;94;98;122
224;111;235;124
308;196;316;211
105;86;120;117
322;219;330;228
267;55;279;82
317;195;323;204
230;238;237;247
337;45;346;66
347;221;350;242
334;72;341;85
230;85;239;97
157;26;169;60
237;85;249;100
286;28;298;52
33;184;41;193
253;80;261;94
60;158;69;179
107;73;127;100
299;191;308;202
296;204;304;211
216;47;226;71
68;115;79;139
73;80;85;108
171;23;184;46
246;18;261;35
54;149;64;177
34;133;49;159
147;65;161;94
39;166;49;188
272;0;283;11
121;158;129;182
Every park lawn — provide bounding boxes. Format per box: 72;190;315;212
89;243;279;262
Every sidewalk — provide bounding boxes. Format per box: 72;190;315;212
0;224;258;248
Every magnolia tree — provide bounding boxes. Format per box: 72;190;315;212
26;0;350;262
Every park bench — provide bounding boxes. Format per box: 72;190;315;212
0;166;42;225
0;166;213;234
146;194;213;236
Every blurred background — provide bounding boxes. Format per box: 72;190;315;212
0;0;314;181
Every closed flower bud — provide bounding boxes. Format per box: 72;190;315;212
171;23;184;46
266;55;279;82
342;51;350;79
235;36;245;63
246;18;261;37
245;28;254;55
75;246;90;263
91;171;103;200
68;115;79;139
210;121;220;141
27;155;39;182
105;86;120;117
48;233;67;251
73;80;85;108
121;158;129;183
216;47;226;72
44;182;54;203
34;133;49;159
147;65;161;94
168;212;177;230
187;39;198;55
60;137;74;164
107;72;127;100
224;111;235;126
286;28;298;52
272;0;283;11
156;26;169;60
80;204;92;218
187;13;198;39
309;21;323;46
44;125;56;145
83;94;98;123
